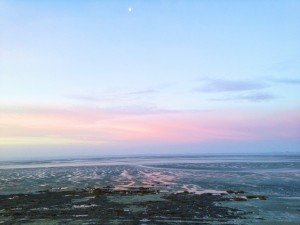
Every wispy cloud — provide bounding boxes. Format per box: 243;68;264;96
65;89;157;102
126;89;157;95
0;103;179;116
210;93;276;102
65;95;105;102
237;93;276;101
196;79;266;92
272;78;300;84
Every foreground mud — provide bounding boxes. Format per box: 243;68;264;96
0;186;255;224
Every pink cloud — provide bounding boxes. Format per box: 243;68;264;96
0;104;299;147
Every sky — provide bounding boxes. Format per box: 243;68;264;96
0;0;300;160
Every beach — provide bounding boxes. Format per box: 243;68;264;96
0;155;299;224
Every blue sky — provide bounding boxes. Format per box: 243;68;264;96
0;0;299;159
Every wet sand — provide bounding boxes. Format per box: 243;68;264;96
0;155;299;224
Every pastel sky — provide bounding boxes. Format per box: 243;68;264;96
1;0;300;159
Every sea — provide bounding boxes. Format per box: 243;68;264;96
0;154;299;224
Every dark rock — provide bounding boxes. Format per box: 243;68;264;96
246;195;267;200
92;188;106;197
227;190;246;194
233;197;247;201
0;187;248;224
258;196;267;200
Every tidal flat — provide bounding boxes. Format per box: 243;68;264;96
0;155;299;224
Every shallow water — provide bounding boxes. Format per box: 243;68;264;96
0;155;299;224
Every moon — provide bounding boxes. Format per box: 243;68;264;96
128;7;132;12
